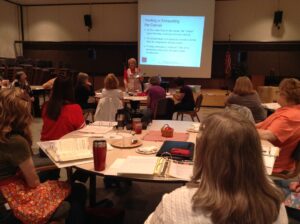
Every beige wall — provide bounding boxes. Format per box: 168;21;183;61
0;1;21;58
2;0;300;58
214;0;300;41
23;4;138;41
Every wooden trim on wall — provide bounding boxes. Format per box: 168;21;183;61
3;0;21;6
18;1;137;7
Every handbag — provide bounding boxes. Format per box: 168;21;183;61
0;177;70;224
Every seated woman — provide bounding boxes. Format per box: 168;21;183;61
74;72;96;109
143;75;166;119
0;88;69;224
41;74;85;141
124;58;143;92
11;71;34;102
94;73;123;121
257;78;300;176
173;77;195;112
226;76;266;122
145;111;287;224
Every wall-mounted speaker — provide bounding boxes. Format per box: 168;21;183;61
84;14;92;31
273;10;283;29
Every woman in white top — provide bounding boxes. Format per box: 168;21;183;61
145;111;288;224
94;73;123;121
124;58;143;92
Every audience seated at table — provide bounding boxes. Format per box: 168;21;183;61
145;111;287;224
41;74;85;141
226;76;266;122
173;77;195;112
40;75;88;223
94;73;123;121
142;75;166;120
124;58;143;92
257;78;300;176
11;71;34;102
74;72;96;109
0;88;70;224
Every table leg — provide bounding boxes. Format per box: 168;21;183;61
89;174;97;207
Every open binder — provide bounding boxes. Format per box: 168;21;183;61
37;138;92;162
115;156;194;181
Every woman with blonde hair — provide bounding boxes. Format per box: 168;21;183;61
226;76;266;122
74;72;95;109
257;78;300;176
124;58;143;92
94;73;123;121
145;111;287;224
0;88;70;223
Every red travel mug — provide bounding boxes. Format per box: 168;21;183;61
93;140;107;171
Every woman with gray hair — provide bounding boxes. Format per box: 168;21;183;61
146;75;166;116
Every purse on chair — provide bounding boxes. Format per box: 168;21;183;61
0;176;70;224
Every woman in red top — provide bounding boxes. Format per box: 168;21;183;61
41;74;85;141
257;78;300;175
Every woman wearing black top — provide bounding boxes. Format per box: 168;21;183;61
74;72;96;109
173;77;195;111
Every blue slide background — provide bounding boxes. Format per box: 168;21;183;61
140;15;205;68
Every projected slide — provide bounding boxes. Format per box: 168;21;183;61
140;15;205;68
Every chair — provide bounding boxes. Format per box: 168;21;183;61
83;108;95;122
153;98;175;120
272;141;300;179
176;94;203;122
94;97;123;121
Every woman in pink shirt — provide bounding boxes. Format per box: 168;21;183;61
257;78;300;175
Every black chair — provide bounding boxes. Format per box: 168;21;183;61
272;141;300;179
153;98;175;120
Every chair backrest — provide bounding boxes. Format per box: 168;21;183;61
94;97;123;121
153;98;175;120
194;94;203;112
225;104;255;124
292;141;300;161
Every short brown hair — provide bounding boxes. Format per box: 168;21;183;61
279;78;300;104
104;73;119;90
15;71;26;80
192;111;283;224
233;76;254;95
